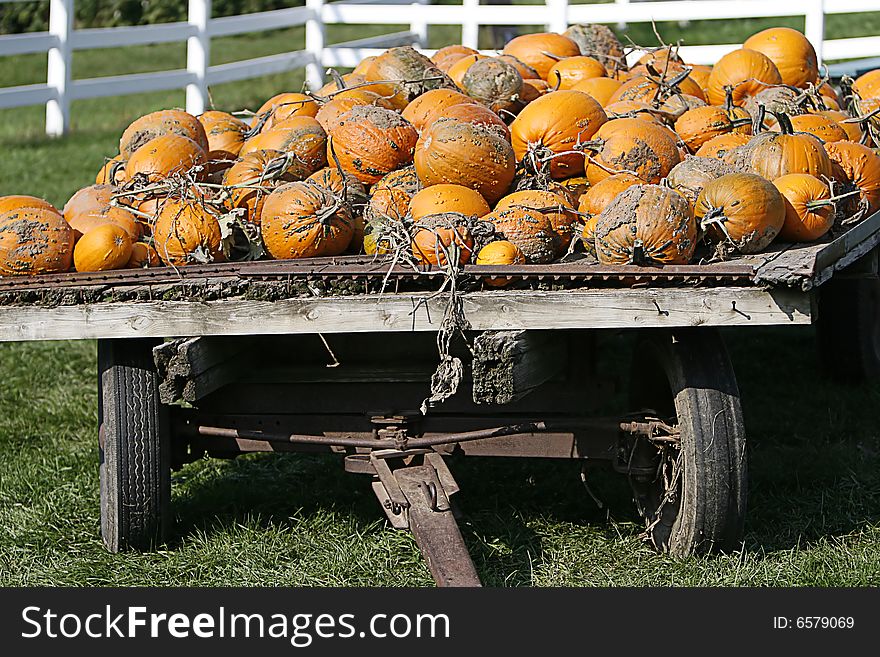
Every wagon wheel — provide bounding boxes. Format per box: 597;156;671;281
98;339;170;552
628;328;747;556
816;260;880;383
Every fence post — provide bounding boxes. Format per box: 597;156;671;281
461;0;479;50
186;0;210;116
411;0;428;48
616;0;629;32
305;0;326;90
546;0;567;34
45;0;72;137
804;0;825;67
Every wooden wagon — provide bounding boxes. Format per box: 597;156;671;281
2;210;878;586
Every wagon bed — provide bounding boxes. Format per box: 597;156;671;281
1;209;878;342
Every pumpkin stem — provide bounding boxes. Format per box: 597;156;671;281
753;103;768;133
771;111;795;135
540;50;564;62
805;188;862;210
329;68;347;91
699;206;735;245
551;70;562;93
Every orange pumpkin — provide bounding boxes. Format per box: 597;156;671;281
119;109;208;159
502;32;580;79
495;189;578;254
432;45;478;64
401;89;476;132
584;117;682;185
824;140;880;215
252;93;319;131
198;110;250;159
688;64;713;98
314;90;393;132
817;110;864;143
497;54;541;80
485;206;557;264
608;74;706;105
657;93;707;119
223;150;309;225
475;240;526;287
674;105;751;153
327;106;418;185
153;199;223;265
238;116;327;174
446;54;487;88
414;119;515;204
0;206;74;275
603;100;663;124
96;155;128;186
594;184;696;265
666;156;737;207
353;56;376;75
695;172;786;253
73;223;132;272
63;184;142;240
743;28;818;89
306;167;368;210
853;69;880;101
706;49;782;106
411;213;474;266
577;172;641;217
460;57;524;115
788;113;849;144
125;134;207;183
570;77;622;106
424;102;511;140
510;90;608;179
546;56;607;90
694;133;751;159
365;167;422;223
0;195;57;216
772;173;835;242
127;241;161;268
365;46;456;101
520;79;552;104
260;182;354;259
729;114;832;181
409;184;491;221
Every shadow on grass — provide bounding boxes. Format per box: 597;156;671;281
166;326;880;579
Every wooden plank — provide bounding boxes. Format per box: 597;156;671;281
154;337;245;404
0;287;812;343
472;331;567;405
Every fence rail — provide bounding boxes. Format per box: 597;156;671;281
1;0;880;136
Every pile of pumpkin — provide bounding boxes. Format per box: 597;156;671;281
2;24;880;278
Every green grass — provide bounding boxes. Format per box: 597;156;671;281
1;12;879;587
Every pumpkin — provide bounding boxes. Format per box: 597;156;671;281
727;114;832;180
564;24;627;74
119;109;208;159
688;64;713;98
125;133;206;183
223;150;309;225
409;184;491;220
496;189;577;254
706;49;782;106
239;116;327;174
0;195;57;216
502;32;580;80
317;73;366;95
353;56;376;75
63;184;142;240
73;223;132;272
557;176;590;204
432;45;478;64
252;93;318;131
608;74;706;105
742;87;806;127
365;166;422;223
674;105;751;153
817;110;864;143
414;118;516;204
326;105;418;184
365;46;457;100
314;90;393;132
577;172;641;217
584;117;682;185
476;240;526;287
446;54;487;88
546;56;607;90
127;241;161;268
695;172;785;254
571;77;622;106
666;156;737;207
260;182;354;259
485;206;556;263
853;69;880;101
824;140;880;215
594;184;696;265
497;55;541;80
694;133;751;159
96;156;128;186
411;213;474;266
604;100;663;124
461;57;524;115
0;206;74;275
426;102;511;140
306;167;368;211
401;89;476;132
198;110;249;157
153;199;223;265
658;93;707;119
434;53;470;73
788;113;849;144
772;173;835;242
318;74;408;110
511;90;607;179
520;79;551;104
743;27;818;89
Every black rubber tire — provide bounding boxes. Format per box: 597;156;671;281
630;328;747;556
99;338;170;552
817;275;880;383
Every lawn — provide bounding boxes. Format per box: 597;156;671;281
0;10;879;587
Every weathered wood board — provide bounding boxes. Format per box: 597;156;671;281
0;286;812;342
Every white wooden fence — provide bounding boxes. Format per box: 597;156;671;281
2;0;880;137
